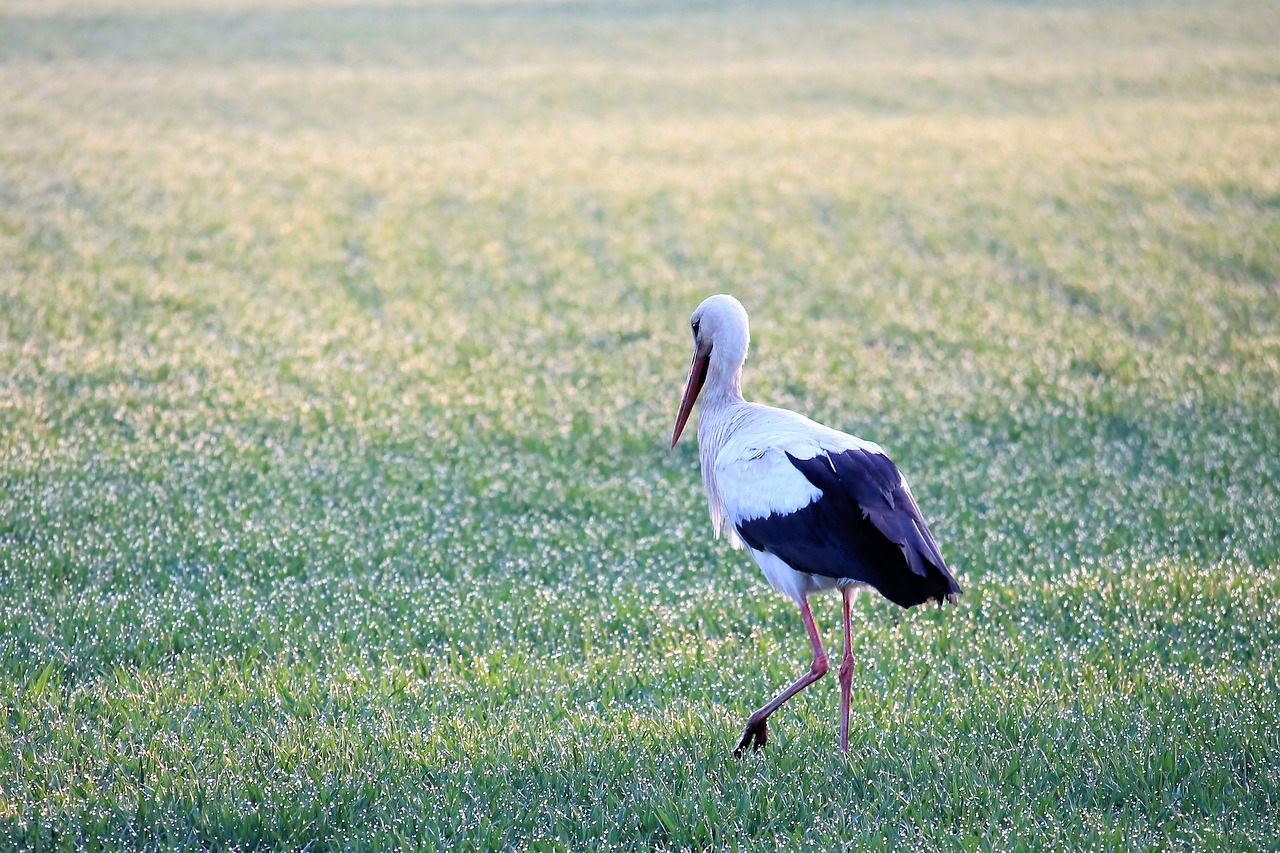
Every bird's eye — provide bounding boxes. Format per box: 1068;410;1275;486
691;320;700;335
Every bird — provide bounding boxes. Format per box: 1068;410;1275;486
670;294;960;756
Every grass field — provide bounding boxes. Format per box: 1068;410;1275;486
3;0;1280;848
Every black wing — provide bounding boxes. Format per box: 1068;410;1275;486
735;448;960;608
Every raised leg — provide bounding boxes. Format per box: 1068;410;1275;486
838;586;855;753
735;596;829;756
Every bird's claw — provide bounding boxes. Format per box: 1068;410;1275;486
734;718;768;757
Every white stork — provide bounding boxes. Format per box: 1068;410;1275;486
670;294;960;756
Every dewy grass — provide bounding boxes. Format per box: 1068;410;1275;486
2;0;1279;849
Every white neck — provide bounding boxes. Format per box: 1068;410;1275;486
695;350;749;547
701;350;745;410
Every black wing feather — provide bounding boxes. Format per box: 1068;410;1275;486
735;448;960;609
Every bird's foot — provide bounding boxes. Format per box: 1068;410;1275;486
734;718;768;757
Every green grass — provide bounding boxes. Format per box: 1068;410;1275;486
2;0;1280;848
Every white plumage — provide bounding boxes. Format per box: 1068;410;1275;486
670;293;960;755
706;406;887;558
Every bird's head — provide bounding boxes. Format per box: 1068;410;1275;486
671;294;750;448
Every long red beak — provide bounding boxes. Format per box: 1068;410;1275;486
671;352;710;448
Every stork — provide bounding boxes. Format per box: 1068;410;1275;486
670;294;960;756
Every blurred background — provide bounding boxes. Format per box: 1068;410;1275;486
2;0;1278;848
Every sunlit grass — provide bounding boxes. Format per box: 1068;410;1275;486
2;0;1279;848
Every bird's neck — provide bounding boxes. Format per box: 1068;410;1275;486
701;356;745;411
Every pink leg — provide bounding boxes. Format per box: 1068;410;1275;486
838;586;856;753
735;596;829;756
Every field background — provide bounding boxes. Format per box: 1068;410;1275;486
3;0;1279;849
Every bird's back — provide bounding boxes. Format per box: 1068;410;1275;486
706;404;960;608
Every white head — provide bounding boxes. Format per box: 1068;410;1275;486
670;294;751;448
